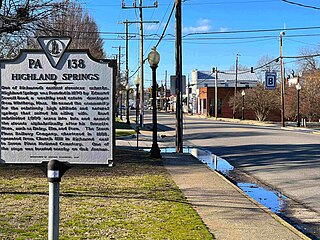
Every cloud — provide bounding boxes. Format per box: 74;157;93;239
219;27;228;32
183;18;212;34
144;23;159;31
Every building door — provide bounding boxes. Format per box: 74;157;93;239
209;98;214;116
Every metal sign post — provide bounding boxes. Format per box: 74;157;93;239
47;160;70;240
136;126;139;150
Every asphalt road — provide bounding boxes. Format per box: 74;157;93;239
145;111;320;229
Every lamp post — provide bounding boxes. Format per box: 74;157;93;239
134;75;140;126
296;82;301;127
241;90;245;120
126;83;130;124
148;46;161;159
119;90;123;120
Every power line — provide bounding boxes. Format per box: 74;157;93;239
79;0;277;7
281;0;320;10
183;26;320;37
208;53;320;76
183;0;277;5
284;53;320;59
155;3;175;47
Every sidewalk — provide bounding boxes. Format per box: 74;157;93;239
116;133;310;239
164;153;309;240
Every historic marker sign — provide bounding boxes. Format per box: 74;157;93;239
0;37;115;165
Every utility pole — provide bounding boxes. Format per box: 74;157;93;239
233;53;239;119
164;70;167;112
187;74;190;114
112;46;124;116
139;0;145;127
122;0;158;127
215;67;218;119
175;0;183;153
280;31;285;127
125;20;130;124
112;46;125;84
118;20;133;124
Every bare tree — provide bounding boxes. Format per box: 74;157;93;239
0;0;60;34
297;47;320;72
247;84;280;121
230;84;280;121
0;0;105;59
300;72;320;121
31;0;105;59
256;55;280;82
0;0;63;58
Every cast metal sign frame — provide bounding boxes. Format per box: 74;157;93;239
0;37;116;166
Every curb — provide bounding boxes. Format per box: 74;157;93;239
281;126;320;135
186;114;320;135
204;164;312;240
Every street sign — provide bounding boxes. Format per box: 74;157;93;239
0;37;115;165
265;72;277;90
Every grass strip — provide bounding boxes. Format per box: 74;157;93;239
0;148;213;239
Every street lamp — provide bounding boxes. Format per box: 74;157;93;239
126;83;130;124
148;46;161;159
119;90;123;120
134;75;140;126
241;90;245;120
296;82;302;127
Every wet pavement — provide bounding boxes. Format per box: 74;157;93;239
117;116;319;239
163;153;309;240
145;147;290;215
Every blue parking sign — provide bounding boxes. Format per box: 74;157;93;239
265;72;277;90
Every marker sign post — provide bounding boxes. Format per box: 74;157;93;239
0;37;116;239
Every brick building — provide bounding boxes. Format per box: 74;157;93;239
189;69;259;118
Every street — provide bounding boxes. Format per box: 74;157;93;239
140;110;320;237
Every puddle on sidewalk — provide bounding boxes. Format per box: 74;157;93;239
153;147;288;214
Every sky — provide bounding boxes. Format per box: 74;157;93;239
78;0;320;87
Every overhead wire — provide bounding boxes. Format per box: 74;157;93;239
128;0;176;81
155;2;175;48
183;26;320;37
281;0;320;10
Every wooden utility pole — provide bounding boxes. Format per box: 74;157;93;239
215;67;218;119
112;46;124;114
118;20;132;124
280;31;285;127
164;70;168;112
112;46;125;84
233;53;239;119
175;0;183;153
122;0;158;127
